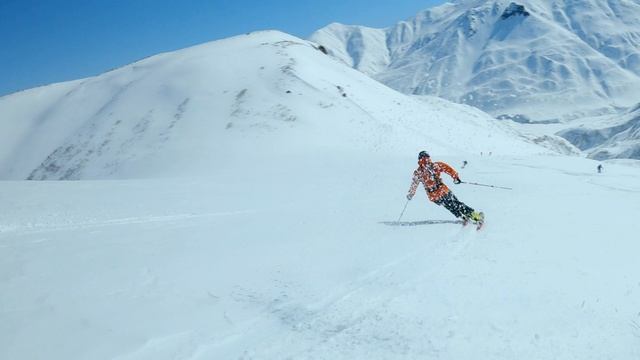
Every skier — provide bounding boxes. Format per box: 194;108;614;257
461;160;468;168
406;151;484;227
597;164;603;173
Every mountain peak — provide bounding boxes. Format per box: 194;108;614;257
500;2;530;20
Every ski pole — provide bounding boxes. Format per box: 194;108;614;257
397;199;410;222
461;181;512;190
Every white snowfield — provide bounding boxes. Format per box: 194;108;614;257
1;31;640;359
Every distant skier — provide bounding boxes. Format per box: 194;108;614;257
461;160;468;168
406;151;484;227
597;164;604;173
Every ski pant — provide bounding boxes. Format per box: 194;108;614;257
434;191;474;219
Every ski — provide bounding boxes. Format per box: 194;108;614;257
381;217;484;229
380;219;464;226
462;212;485;230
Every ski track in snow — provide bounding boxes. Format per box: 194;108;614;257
99;226;482;360
0;210;258;237
186;227;483;359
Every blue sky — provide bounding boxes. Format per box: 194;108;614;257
0;0;446;96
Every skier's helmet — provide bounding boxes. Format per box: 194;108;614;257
418;151;430;159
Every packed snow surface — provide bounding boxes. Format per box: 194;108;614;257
2;153;640;359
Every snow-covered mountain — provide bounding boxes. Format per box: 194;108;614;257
310;0;640;122
0;31;544;180
558;102;640;159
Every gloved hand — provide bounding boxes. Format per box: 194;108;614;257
406;194;413;200
453;178;462;184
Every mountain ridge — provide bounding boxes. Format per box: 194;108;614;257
310;0;640;122
0;30;545;180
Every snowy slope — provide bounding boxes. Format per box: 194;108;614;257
310;0;640;121
0;31;542;180
2;154;640;359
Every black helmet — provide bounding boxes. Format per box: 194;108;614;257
418;151;430;159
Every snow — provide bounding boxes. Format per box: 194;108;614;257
2;153;640;359
2;30;640;359
556;105;640;160
311;23;390;76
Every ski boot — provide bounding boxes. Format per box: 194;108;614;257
470;211;485;230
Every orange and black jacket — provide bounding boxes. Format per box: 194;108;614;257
407;161;460;202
